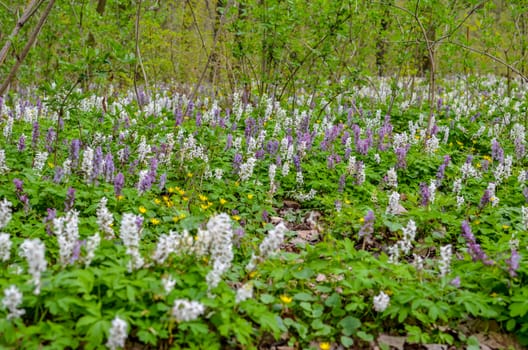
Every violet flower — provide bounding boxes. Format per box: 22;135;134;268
64;187;76;212
114;172;125;197
506;249;520;277
358;210;375;238
461;221;493;265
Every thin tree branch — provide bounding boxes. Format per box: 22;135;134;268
0;0;55;96
447;40;528;82
0;0;45;67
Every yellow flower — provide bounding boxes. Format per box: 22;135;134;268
199;194;208;202
183;196;189;201
48;162;55;169
168;187;175;193
247;194;254;200
172;216;179;223
116;195;124;201
179;213;186;219
359;217;365;223
502;225;510;230
200;203;209;210
280;295;292;304
150;218;160;225
249;271;257;279
154;198;161;205
232;215;241;221
220;198;227;205
187;172;193;178
319;342;331;350
456;140;463;146
139;206;147;214
344;199;350;204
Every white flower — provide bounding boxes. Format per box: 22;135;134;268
19;238;47;294
373;291;390;312
235;283;253;304
2;285;25;320
239;157;257;181
456;195;465;209
96;197;114;239
161;275;176;294
106;316;128;350
172;299;205;322
53;210;80;266
259;222;287;257
386;168;398;188
0;233;11;261
522;206;528;230
425;135;439;155
119;213;144;271
0;150;9;174
452;178;462;194
33;151;48;174
0;198;12;229
205;214;234;290
439;244;452;277
386;191;400;215
428;180;436;204
84;233;101;267
81;147;94;181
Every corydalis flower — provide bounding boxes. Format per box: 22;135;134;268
0;233;11;261
235;283;253;304
119;213;144;271
53;210;80;266
172;299;205;322
2;285;25;320
506;249;521;278
205;213;234;290
246;222;288;271
373;291;390;312
106;316;128;350
84;233;100;267
461;221;492;265
19;238;47;294
0;198;12;229
96;197;114;239
358;211;375;238
64;187;76;212
439;244;452;277
386;191;401;215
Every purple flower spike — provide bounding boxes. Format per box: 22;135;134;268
114;172;125;197
358;210;375;238
461;221;493;265
64;187;76;212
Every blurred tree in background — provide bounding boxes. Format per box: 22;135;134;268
0;0;527;99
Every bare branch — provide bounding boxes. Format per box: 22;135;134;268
447;40;528;82
0;0;55;96
0;0;45;67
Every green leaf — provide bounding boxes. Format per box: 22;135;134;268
357;331;374;342
341;335;354;347
338;316;361;336
292;267;314;280
260;294;275;304
294;292;316;302
324;293;341;307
